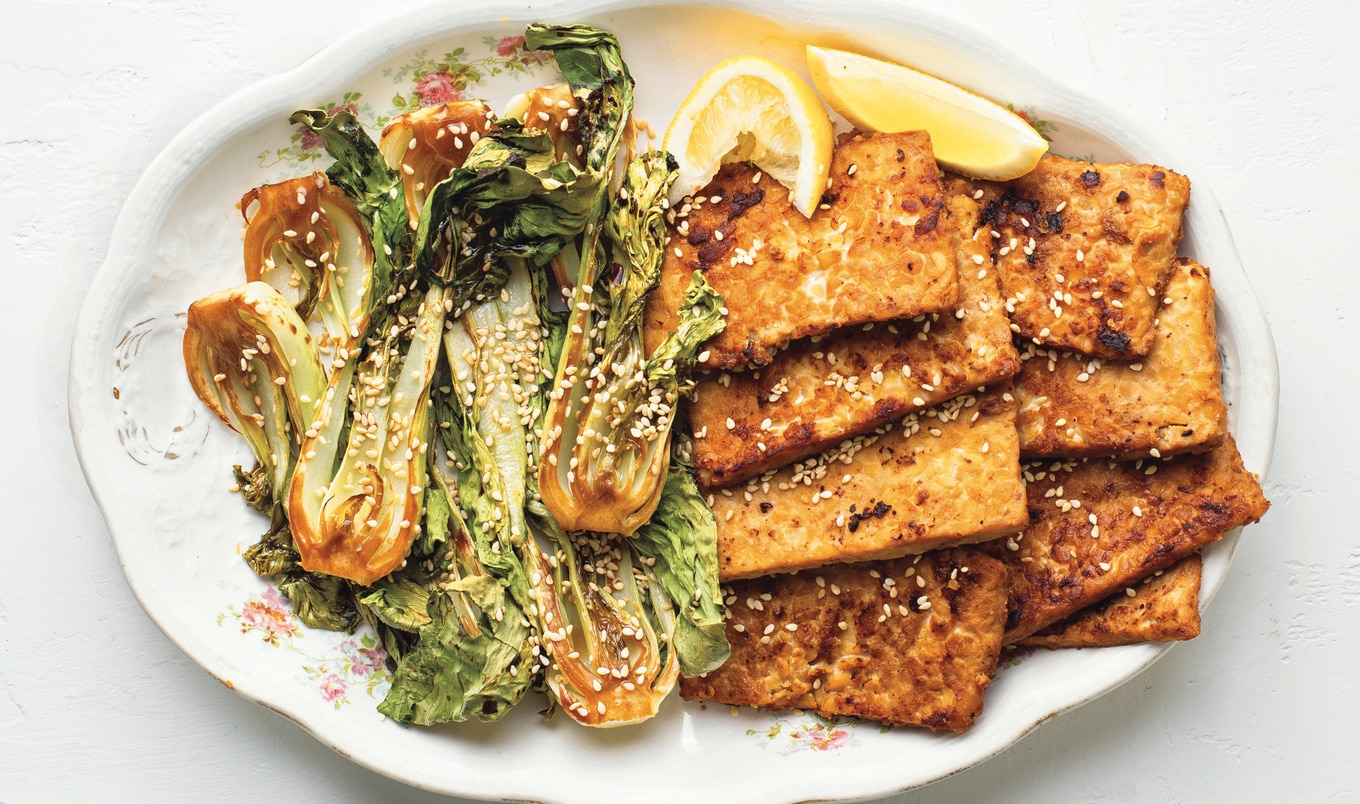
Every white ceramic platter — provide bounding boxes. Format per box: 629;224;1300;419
69;1;1278;802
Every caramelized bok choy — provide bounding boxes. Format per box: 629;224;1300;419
289;107;413;299
382;25;694;726
438;260;682;727
182;21;735;728
528;516;681;726
240;173;375;357
183;283;360;630
283;96;590;586
539;152;726;535
183;282;325;496
287;283;449;586
413;121;599;297
274;103;449;587
377;100;497;228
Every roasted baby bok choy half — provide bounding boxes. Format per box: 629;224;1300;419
183;283;360;630
539;152;726;535
526;23;729;536
437;260;683;727
277;100;446;587
183;282;326;498
240;172;375;357
376;260;549;724
287;283;449;586
377;100;497;228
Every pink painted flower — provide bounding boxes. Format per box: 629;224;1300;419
356;646;387;676
415;72;461;107
320;673;348;703
299;127;323;152
791;723;850;752
240;587;297;643
496;35;524;57
340;638;388;677
262;586;286;607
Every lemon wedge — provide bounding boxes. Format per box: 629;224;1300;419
663;55;833;217
806;45;1048;180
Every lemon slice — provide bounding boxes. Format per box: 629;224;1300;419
806;45;1048;180
663;55;833;217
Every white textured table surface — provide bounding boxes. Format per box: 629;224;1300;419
6;0;1358;801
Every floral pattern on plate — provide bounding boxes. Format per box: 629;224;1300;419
1008;104;1057;141
383;36;553;117
219;586;390;709
747;714;869;755
256;33;552;169
256;91;377;168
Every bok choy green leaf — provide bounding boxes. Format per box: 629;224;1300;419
629;439;730;676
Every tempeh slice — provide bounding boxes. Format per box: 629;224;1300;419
993;436;1268;643
681;548;1009;732
1017;553;1203;648
711;385;1026;581
1016;258;1229;459
948;156;1190;359
645;131;958;371
688;190;1019;490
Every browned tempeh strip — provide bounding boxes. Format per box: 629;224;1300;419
1018;553;1203;649
992;436;1268;643
711;385;1026;581
1016;258;1228;460
947;156;1190;359
645;131;958;371
681;548;1009;732
689;190;1019;490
